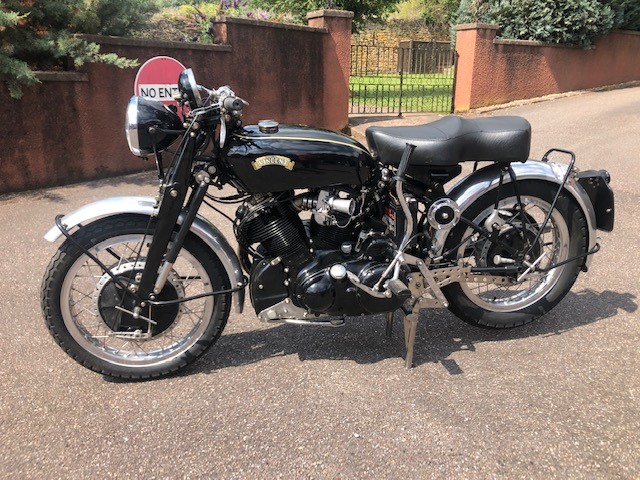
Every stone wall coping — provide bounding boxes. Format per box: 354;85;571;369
35;71;89;82
455;23;499;31
617;29;640;36
213;15;327;33
307;10;354;20
77;34;233;51
494;38;581;49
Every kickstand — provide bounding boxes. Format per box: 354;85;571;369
403;313;419;369
385;311;394;338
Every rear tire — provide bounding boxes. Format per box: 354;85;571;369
41;215;231;379
442;181;587;329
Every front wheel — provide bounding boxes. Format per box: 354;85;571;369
41;215;231;379
442;181;587;329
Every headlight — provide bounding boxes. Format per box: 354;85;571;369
125;96;183;157
178;68;202;108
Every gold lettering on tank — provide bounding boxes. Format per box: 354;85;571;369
251;155;295;171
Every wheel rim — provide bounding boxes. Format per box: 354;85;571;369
457;196;570;312
60;234;215;368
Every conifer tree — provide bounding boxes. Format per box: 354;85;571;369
0;0;157;98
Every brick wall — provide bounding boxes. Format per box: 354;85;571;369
454;24;640;111
0;11;353;194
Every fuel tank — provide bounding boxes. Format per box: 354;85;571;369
223;124;374;193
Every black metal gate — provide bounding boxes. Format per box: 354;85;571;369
349;41;456;115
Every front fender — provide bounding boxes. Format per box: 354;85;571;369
44;196;245;313
434;160;598;268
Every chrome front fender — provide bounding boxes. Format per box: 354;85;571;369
434;160;598;268
44;196;245;313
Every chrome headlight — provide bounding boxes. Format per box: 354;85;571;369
178;68;202;108
125;96;183;157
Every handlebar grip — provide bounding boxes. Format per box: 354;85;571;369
396;143;416;180
223;96;244;111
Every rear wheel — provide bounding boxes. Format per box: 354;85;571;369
442;181;587;328
41;215;231;379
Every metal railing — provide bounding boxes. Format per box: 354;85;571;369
349;42;456;115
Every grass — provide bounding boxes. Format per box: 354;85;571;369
349;73;454;114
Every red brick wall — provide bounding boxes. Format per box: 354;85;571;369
0;11;352;194
454;24;640;111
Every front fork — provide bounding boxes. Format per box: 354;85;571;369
136;134;208;303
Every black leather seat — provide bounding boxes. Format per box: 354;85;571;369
365;115;531;167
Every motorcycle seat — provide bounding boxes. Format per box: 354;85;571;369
365;115;531;167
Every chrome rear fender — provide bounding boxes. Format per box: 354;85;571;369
434;160;598;268
44;196;245;313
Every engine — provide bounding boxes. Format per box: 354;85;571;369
236;189;411;320
235;193;313;271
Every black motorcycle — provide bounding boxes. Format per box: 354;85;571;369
41;69;614;378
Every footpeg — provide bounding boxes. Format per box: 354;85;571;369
387;279;411;301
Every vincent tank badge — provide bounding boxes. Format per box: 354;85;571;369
251;155;295;171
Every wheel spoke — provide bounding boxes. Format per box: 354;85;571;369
57;227;217;370
457;195;570;312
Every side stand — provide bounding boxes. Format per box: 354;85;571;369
385;311;394;338
403;313;419;369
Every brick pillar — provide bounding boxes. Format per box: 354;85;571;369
307;9;353;131
453;23;499;112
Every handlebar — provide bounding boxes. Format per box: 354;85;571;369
222;96;244;111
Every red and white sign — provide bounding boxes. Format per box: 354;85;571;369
134;56;186;110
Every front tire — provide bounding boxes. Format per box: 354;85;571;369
442;181;587;329
41;215;231;379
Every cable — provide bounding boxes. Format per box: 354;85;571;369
206;192;249;204
54;216;142;302
148;277;249;306
55;216;249;308
203;198;235;223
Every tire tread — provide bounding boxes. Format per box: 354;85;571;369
41;215;230;379
442;182;588;329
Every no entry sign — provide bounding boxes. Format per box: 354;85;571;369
134;56;186;109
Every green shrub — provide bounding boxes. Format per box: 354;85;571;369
599;0;640;30
138;2;298;43
450;0;490;44
422;0;460;38
0;0;156;98
451;0;619;48
251;0;403;32
452;0;490;24
75;0;159;37
0;6;39;98
488;0;614;47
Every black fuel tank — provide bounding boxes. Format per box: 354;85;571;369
223;125;374;193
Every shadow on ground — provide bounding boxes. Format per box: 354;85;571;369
161;289;636;378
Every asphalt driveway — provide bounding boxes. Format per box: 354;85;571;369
0;86;638;479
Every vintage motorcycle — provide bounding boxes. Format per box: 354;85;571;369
41;69;614;378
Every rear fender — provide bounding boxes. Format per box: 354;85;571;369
44;196;245;313
433;160;598;269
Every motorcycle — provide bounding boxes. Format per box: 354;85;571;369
41;69;614;378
